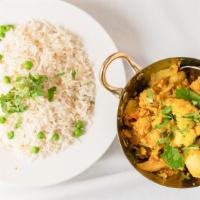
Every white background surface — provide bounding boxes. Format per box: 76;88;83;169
1;0;200;199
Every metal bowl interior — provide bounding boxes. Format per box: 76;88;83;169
117;57;200;188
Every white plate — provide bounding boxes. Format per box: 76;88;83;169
0;0;125;186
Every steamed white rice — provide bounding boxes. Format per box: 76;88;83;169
0;20;95;159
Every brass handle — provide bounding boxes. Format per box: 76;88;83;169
100;52;142;96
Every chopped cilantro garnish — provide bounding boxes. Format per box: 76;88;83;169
71;68;76;80
55;72;65;77
183;112;200;123
158;130;173;144
161;144;184;169
161;106;172;115
3;76;11;84
0;54;3;61
0;74;48;115
155;106;176;129
192;100;198;106
155;118;170;129
7;131;14;139
176;87;200;108
185;144;200;150
161;106;176;121
15;115;23;128
48;86;57;102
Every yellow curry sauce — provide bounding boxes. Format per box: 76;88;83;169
123;63;200;181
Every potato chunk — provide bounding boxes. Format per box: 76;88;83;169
185;150;200;178
190;77;200;95
134;117;151;136
165;98;197;147
172;129;196;147
165;98;197;117
137;158;166;172
124;99;138;115
141;130;160;148
195;125;200;136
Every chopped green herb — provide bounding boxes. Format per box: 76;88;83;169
192;100;198;106
71;68;76;80
157;126;174;144
146;89;154;104
161;106;172;115
177;125;189;137
55;72;65;77
31;146;40;154
158;137;169;144
15;116;23;128
37;131;45;140
4;25;14;31
51;133;60;141
0;32;5;38
161;106;176;121
0;54;3;61
155;106;176;129
155;118;170;129
158;131;173;144
183;112;200;123
176;87;200;108
161;145;184;169
23;60;33;70
48;86;57;102
28;74;48;85
184;144;200;151
0;74;48;115
7;131;14;139
15;75;25;82
0;116;6;124
3;76;11;84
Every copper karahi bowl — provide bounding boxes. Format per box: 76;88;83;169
100;52;200;188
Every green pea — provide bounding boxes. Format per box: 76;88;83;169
0;116;6;124
7;131;14;139
3;76;11;84
32;146;40;154
37;131;45;140
74;128;84;137
75;120;84;129
51;133;60;141
23;60;33;70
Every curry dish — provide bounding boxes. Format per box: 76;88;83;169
122;63;200;182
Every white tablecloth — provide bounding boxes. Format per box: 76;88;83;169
1;0;200;199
